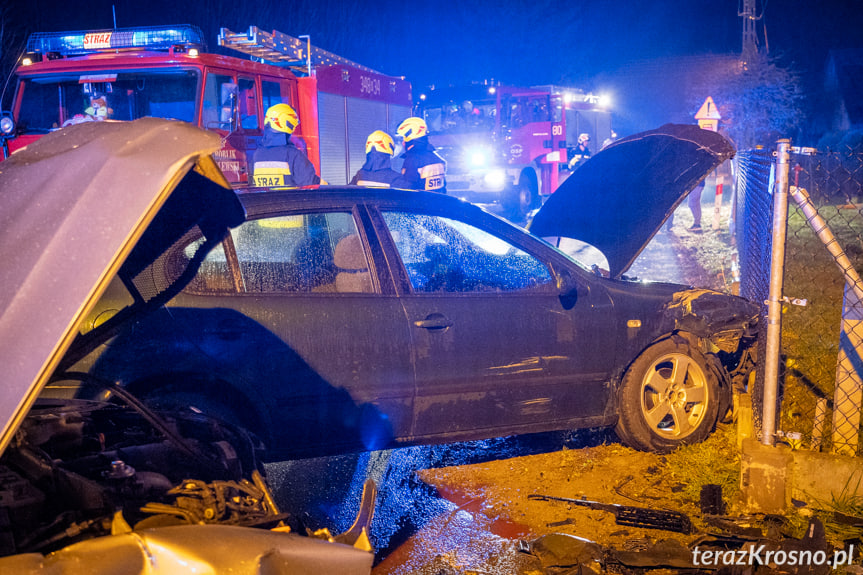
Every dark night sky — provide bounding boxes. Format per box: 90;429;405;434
5;0;863;135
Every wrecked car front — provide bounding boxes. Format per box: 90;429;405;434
0;118;375;573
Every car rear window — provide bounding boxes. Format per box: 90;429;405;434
183;212;373;294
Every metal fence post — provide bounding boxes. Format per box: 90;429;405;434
761;139;792;445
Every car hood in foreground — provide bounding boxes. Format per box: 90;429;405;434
530;124;735;279
0;118;242;456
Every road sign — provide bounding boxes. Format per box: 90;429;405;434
695;97;721;132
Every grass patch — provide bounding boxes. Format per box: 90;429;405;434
663;425;740;504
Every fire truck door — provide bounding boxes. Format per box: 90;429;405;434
202;71;254;185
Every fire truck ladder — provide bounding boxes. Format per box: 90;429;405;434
218;26;381;76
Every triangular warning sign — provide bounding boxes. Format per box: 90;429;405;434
695;96;721;120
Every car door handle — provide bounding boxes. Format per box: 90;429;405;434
413;313;452;331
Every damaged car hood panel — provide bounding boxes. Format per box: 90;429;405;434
530;124;735;279
0;118;234;455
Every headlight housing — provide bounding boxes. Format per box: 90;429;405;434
468;148;488;167
0;113;15;137
483;169;506;190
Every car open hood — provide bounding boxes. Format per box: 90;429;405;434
0;118;244;456
530;124;735;279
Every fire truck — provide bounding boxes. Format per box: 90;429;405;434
0;24;412;186
415;83;612;218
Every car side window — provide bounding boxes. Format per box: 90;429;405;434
185;211;373;294
381;211;554;293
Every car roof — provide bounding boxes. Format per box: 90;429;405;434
236;186;505;218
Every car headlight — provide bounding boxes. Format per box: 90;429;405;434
483;169;506;190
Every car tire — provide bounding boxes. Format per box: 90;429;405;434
614;338;721;453
503;179;536;221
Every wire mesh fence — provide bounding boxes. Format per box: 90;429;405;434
738;141;863;455
736;148;773;437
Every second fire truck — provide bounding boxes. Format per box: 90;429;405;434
415;83;612;218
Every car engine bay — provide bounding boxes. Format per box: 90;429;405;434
0;372;283;558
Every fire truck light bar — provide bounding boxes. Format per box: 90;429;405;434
25;25;206;56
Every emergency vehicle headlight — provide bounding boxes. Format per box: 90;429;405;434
21;56;34;66
468;148;488;167
483;169;506;190
0;114;15;136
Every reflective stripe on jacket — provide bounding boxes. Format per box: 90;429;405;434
350;150;413;188
253;160;292;187
253;126;321;188
401;137;447;194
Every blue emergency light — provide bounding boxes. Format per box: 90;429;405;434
25;24;206;57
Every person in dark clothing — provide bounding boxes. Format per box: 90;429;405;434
253;103;321;187
350;130;412;188
396;117;447;193
567;133;592;170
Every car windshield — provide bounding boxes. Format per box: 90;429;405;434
16;69;198;132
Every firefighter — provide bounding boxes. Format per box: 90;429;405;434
253;103;321;187
396;117;447;194
567;133;592;170
350;130;412;188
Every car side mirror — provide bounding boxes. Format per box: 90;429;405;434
557;268;579;310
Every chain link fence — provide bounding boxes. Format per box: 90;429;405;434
738;142;863;455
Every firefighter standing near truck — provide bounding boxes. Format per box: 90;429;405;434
396;117;447;194
350;130;412;188
567;133;592;170
253;104;321;187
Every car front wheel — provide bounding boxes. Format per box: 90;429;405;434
615;338;721;452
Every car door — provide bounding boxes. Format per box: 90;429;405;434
374;207;616;441
170;205;414;457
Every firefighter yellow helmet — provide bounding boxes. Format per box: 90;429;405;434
396;117;427;143
264;103;299;134
365;130;396;155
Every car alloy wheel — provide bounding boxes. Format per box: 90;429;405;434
615;337;720;452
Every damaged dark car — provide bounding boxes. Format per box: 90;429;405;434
79;123;754;461
0;119;758;569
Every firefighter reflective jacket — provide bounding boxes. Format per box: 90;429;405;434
400;137;447;193
253;126;321;187
350;149;412;188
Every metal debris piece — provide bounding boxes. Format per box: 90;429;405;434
519;532;604;575
702;515;764;539
610;538;694;568
700;484;726;515
528;494;693;534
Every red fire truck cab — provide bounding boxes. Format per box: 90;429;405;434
1;24;412;187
